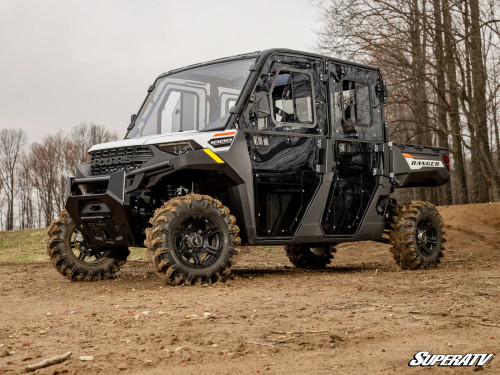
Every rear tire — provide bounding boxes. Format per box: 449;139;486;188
144;193;240;285
285;244;336;269
389;201;445;269
46;211;129;281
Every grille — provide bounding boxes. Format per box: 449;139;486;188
89;146;154;176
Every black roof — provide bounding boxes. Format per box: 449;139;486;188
158;48;379;79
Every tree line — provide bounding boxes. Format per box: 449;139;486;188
316;0;500;204
0;124;117;231
2;1;500;230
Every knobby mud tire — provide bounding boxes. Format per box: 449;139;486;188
144;193;240;285
46;210;129;281
389;201;446;270
285;244;336;269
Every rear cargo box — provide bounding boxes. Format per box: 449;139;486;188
390;143;450;187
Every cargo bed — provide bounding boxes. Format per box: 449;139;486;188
390;143;450;187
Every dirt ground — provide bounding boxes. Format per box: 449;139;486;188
0;202;499;374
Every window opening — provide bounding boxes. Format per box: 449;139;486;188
270;69;315;127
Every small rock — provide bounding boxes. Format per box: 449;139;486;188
185;315;191;319
80;355;93;361
158;311;167;315
141;311;150;316
144;359;153;363
175;347;184;351
46;312;52;316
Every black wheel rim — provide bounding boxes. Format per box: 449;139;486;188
416;217;438;256
68;226;110;264
173;213;223;269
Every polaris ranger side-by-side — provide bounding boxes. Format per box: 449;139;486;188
47;49;450;284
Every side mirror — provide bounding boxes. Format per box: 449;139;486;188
127;114;137;130
253;91;271;118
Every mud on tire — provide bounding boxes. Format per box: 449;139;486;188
144;193;240;285
285;244;336;269
389;201;446;270
46;211;129;281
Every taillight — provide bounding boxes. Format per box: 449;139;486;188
442;154;450;172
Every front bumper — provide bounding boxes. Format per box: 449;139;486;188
65;171;137;247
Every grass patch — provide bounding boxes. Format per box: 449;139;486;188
0;228;147;263
129;247;146;260
0;228;48;262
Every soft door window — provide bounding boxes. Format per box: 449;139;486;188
341;80;371;127
271;70;315;126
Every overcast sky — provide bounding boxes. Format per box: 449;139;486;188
0;0;321;141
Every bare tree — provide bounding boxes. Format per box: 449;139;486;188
28;133;71;226
315;0;500;203
68;122;118;172
23;124;118;227
0;128;27;230
17;152;35;229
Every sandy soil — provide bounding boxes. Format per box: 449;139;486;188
0;203;499;374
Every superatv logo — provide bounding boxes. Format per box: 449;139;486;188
208;136;234;148
403;153;444;170
409;351;494;367
93;156;132;166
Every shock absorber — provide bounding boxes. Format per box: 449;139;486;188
166;185;177;201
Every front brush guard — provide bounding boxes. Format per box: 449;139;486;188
65;171;137;247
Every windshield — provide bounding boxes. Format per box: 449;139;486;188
126;58;255;139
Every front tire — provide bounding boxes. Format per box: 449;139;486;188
144;194;240;285
389;201;445;269
285;244;336;269
46;211;129;281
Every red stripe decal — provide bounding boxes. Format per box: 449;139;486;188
402;152;427;159
214;131;236;137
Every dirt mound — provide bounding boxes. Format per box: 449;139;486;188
0;203;498;374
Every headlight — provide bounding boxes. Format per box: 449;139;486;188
155;141;202;156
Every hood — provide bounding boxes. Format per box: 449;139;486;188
88;130;237;153
88;131;200;152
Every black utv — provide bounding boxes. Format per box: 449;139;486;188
47;49;450;284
